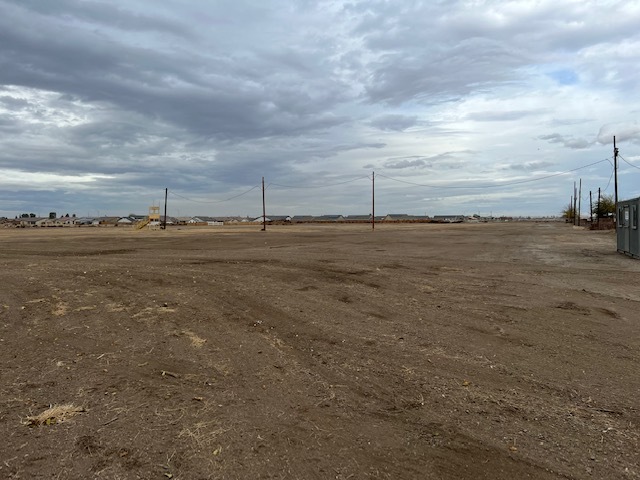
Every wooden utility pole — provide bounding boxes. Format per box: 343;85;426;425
163;187;168;230
573;182;577;226
569;195;573;222
578;178;582;226
613;135;619;207
261;177;266;231
597;187;601;229
371;171;375;231
589;190;593;224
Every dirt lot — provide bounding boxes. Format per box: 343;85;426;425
0;222;638;479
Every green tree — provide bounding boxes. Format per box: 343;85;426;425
592;194;615;218
561;203;575;221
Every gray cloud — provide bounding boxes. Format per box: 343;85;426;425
364;38;524;105
539;133;592;149
0;95;29;110
383;151;471;170
466;110;549;122
597;123;640;145
369;114;418;131
384;156;431;169
0;1;352;143
503;161;555;171
346;0;640;105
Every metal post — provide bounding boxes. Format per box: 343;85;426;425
589;190;593;224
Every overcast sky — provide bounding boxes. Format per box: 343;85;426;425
1;0;639;218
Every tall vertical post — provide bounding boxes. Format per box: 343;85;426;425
597;187;601;229
573;182;577;226
578;178;582;226
569;195;573;223
163;187;168;230
261;176;266;232
372;171;375;231
613;135;619;208
589;190;593;224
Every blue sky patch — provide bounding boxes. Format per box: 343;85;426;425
549;69;579;85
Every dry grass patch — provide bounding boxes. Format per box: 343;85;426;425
52;302;69;316
178;421;228;449
183;330;207;348
25;404;86;426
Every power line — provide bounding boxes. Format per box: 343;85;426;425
377;158;612;190
268;175;371;189
168;185;260;204
162;156;616;207
603;167;615;192
619;155;640;171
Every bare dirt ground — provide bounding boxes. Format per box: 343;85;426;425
0;222;638;480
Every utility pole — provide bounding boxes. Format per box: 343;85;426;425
578;178;582;226
569;195;573;223
573;181;577;226
597;187;601;229
162;187;168;230
589;190;593;224
261;177;266;232
371;171;375;231
613;135;619;208
569;195;575;223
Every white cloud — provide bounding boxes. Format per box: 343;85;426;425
0;168;114;189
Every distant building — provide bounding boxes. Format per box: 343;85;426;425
384;214;409;221
314;215;344;222
94;217;120;226
252;215;292;223
291;215;315;223
345;215;372;222
383;214;430;222
432;215;465;223
20;217;46;227
189;216;224;225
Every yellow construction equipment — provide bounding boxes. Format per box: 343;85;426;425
136;206;161;230
135;218;150;230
